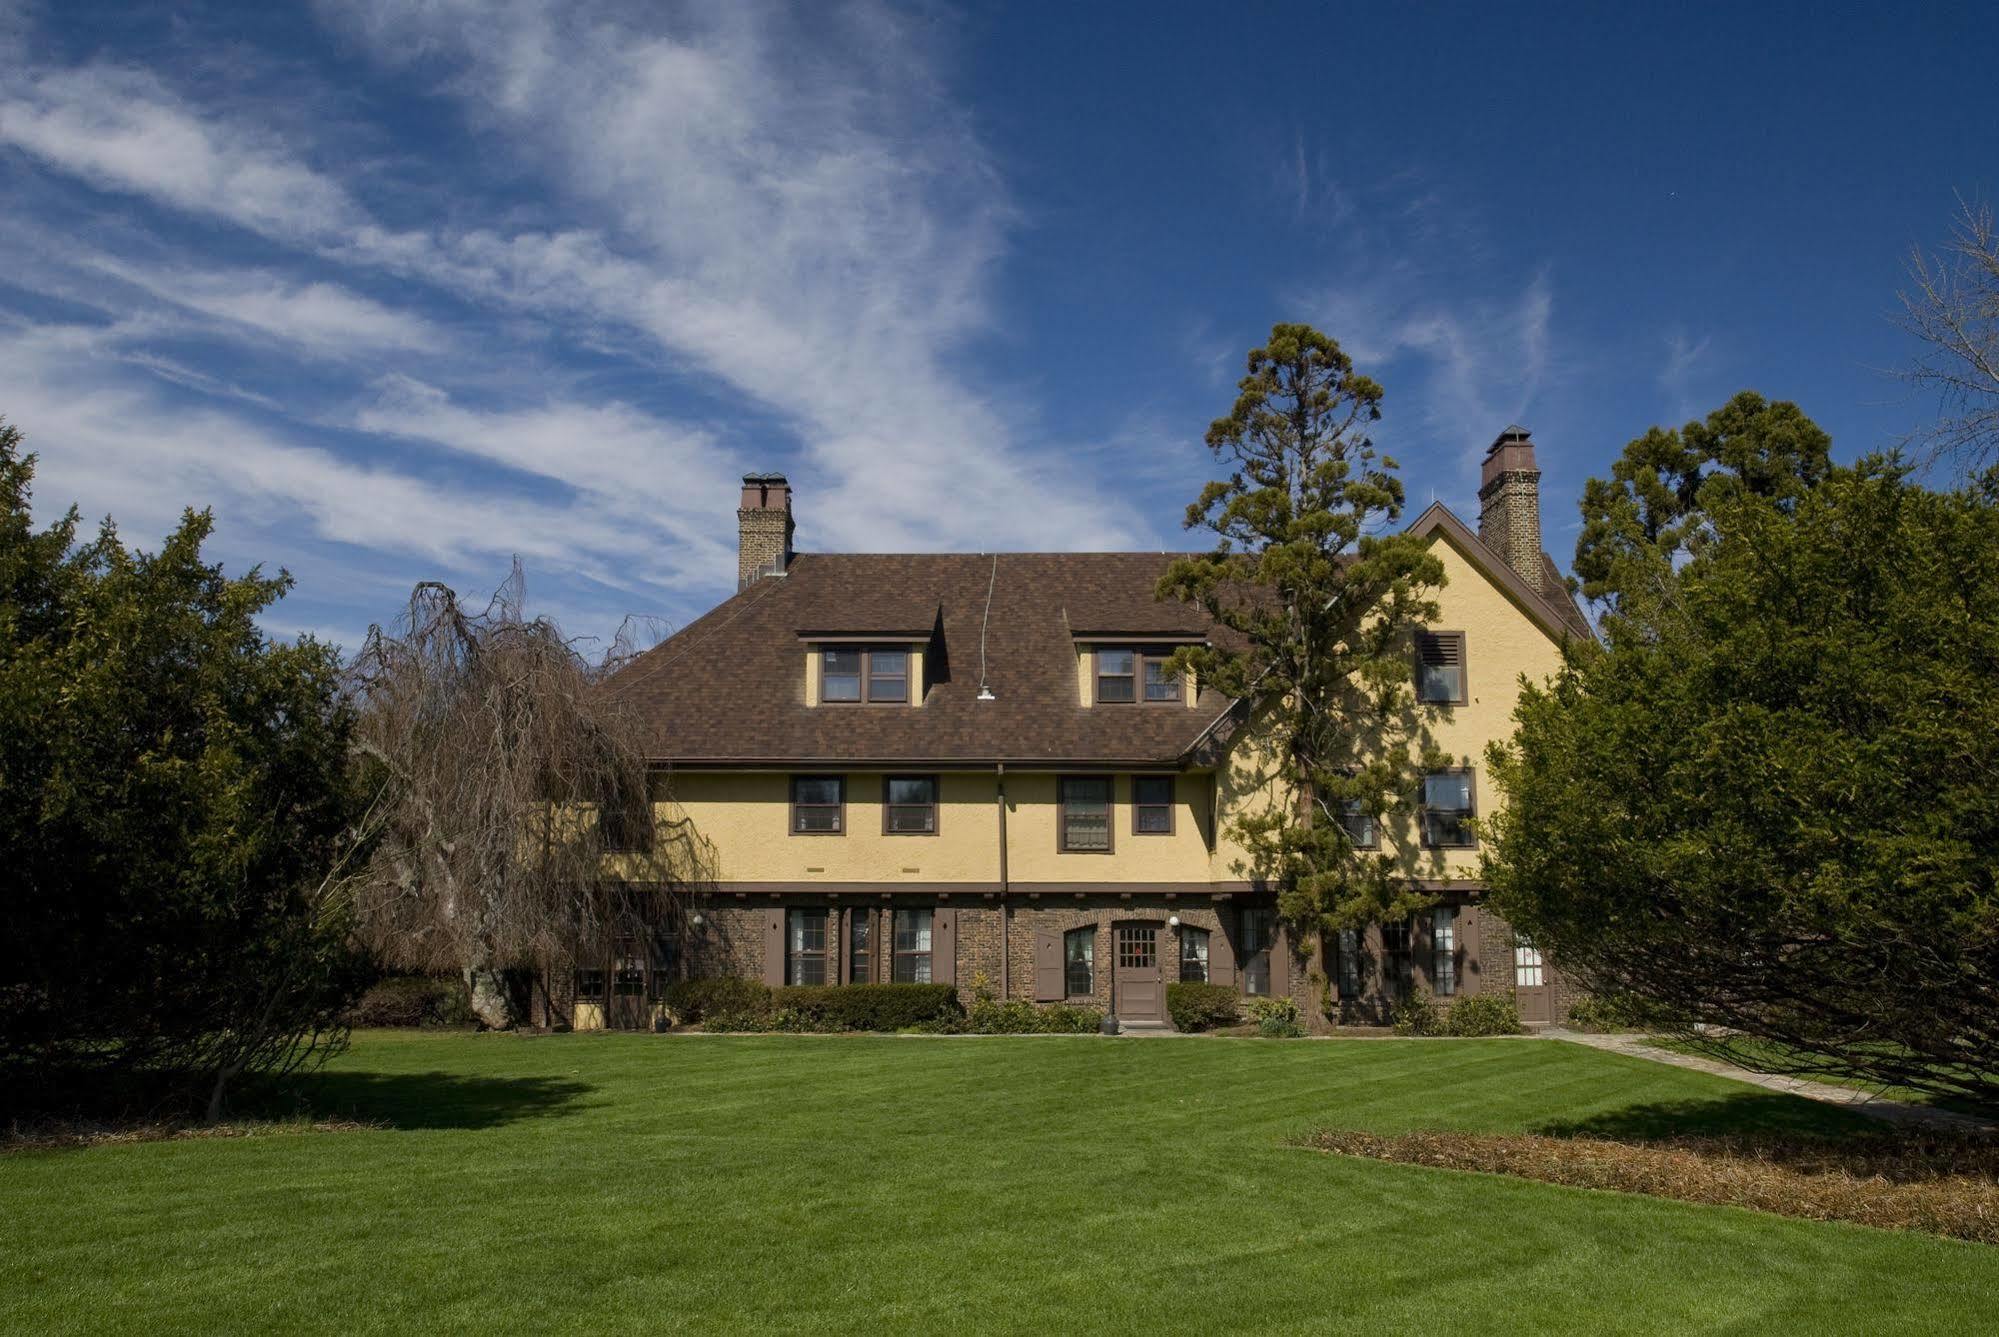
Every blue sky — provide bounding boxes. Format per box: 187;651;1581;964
1;2;1992;653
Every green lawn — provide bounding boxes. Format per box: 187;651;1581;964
4;1033;1995;1335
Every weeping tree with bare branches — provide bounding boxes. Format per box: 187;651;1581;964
1900;198;1999;470
347;567;707;1029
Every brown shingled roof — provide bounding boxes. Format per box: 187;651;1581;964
612;509;1593;767
608;552;1228;766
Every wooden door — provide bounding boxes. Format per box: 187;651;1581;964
1513;939;1552;1026
1114;923;1163;1022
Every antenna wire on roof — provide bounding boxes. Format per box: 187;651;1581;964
976;553;998;701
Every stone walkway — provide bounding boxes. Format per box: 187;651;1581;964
1543;1028;1993;1133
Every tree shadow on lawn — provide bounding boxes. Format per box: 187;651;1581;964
248;1069;596;1132
1535;1096;1999;1184
1538;1092;1870;1142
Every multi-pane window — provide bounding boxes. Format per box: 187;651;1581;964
790;776;845;834
883;775;938;834
1336;927;1362;999
574;968;607;1003
848;911;873;984
1059;776;1113;852
1515;939;1544;989
1241;907;1274;996
893;908;934;983
1338;797;1376;848
1420;771;1477;848
1064;926;1094;997
787;908;828;986
1133;775;1174;834
1096;648;1136;702
1094;647;1185;704
1415;630;1467;705
1382;920;1413;997
1432;906;1457;996
820;647;910;703
1179;926;1210;982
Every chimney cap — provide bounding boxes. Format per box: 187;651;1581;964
741;471;790;485
1489;424;1533;450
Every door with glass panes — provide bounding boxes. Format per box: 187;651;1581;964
1114;922;1164;1021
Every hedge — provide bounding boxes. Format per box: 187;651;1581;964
346;975;474;1029
962;996;1103;1034
1166;982;1241;1032
773;983;960;1032
663;976;772;1024
1443;994;1523;1036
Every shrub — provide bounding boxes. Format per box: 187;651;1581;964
1167;982;1241;1032
347;975;474;1029
663;977;772;1024
1442;994;1522;1036
964;978;1103;1034
773;983;960;1032
1242;995;1304;1037
1391;993;1441;1036
1565;991;1671;1033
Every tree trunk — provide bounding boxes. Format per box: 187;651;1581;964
466;966;513;1030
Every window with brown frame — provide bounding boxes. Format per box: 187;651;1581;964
1094;646;1185;704
1058;776;1113;852
1431;905;1457;996
1240;907;1275;996
1419;769;1477;848
883;775;938;834
1063;926;1094;997
1335;927;1362;999
573;968;607;1003
893;908;933;983
1337;796;1377;849
1179;926;1210;982
787;907;828;986
1382;919;1413;998
1132;775;1174;834
848;910;873;983
819;646;910;703
1415;630;1467;705
790;775;845;834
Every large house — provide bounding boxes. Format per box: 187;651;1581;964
564;427;1590;1031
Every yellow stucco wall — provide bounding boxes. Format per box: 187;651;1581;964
665;531;1569;889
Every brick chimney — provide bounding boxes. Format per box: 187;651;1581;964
1477;426;1545;595
737;472;794;589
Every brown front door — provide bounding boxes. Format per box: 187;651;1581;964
1513;939;1552;1026
1115;923;1163;1022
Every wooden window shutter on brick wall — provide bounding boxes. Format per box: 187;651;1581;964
932;907;957;986
762;910;785;987
1270;921;1291;997
1208;914;1236;986
1033;930;1062;1002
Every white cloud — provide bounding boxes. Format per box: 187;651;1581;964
1659;329;1714;424
4;4;1153;561
83;257;444;355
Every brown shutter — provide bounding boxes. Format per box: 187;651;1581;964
1411;912;1432;993
1460;903;1482;996
1033;930;1062;1002
762;908;786;987
932;907;957;986
1208;911;1236;986
835;907;848;985
1270;920;1291;998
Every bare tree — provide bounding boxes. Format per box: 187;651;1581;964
1899;198;1999;470
346;565;709;1028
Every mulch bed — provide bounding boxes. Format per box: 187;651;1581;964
1303;1128;1999;1244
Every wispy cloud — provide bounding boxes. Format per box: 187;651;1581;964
1658;329;1714;425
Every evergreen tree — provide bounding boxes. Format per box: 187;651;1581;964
1160;324;1451;973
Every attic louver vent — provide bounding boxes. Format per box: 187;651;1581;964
1415;631;1466;705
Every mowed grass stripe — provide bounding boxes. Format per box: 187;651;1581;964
2;1032;1991;1335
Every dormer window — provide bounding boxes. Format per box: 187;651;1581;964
821;647;908;703
1093;646;1184;704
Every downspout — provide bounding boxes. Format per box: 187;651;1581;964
996;762;1009;998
